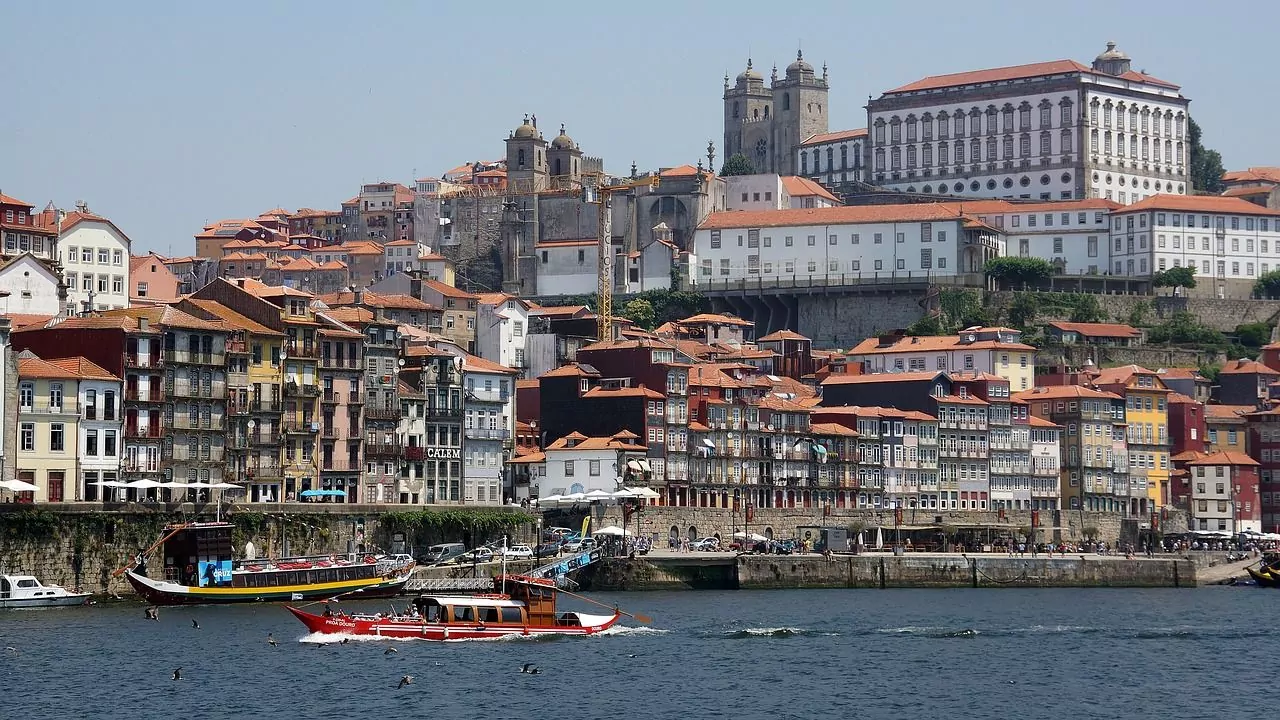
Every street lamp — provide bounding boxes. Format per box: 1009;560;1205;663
247;419;257;502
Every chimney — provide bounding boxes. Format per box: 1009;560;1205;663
354;288;365;305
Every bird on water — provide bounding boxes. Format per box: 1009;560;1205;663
172;668;182;681
397;675;414;689
384;646;397;655
191;618;200;630
267;633;278;647
520;663;541;675
144;606;159;621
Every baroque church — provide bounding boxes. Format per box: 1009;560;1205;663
722;51;829;176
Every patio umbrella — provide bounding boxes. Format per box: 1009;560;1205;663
583;489;613;501
300;489;346;498
875;526;884;550
563;492;586;503
186;482;214;489
631;487;660;499
594;526;631;536
159;481;190;488
611;488;638;499
0;479;39;492
539;494;564;505
211;482;244;490
125;479;164;489
750;533;768;542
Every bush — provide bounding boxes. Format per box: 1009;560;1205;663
1256;270;1280;299
1152;266;1197;291
985;257;1054;288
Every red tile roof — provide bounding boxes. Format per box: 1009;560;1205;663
677;313;753;327
699;202;975;230
59;211;132;243
1223;167;1280;184
1219;359;1279;375
800;128;867;146
582;385;664;399
1187;451;1259;467
757;329;810;342
1222;186;1273;198
421;279;477;300
781;176;840;204
0;193;34;207
46;356;119;381
1120;194;1280;216
1014;385;1121;401
884;59;1180;95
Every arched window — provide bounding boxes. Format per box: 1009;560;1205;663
906;115;918;142
826;147;834;169
753;108;759;119
954;111;965;138
733;101;740;119
763;105;769;118
906;145;917;168
800;151;808;175
1002;105;1014;132
517;149;525;166
553;158;561;176
840;144;848;169
783;93;790;111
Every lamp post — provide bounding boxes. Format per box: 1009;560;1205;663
246;419;257;502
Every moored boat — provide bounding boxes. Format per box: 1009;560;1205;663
122;521;414;605
0;574;92;609
1247;562;1280;588
287;575;623;641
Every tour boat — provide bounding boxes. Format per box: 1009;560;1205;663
122;521;415;605
286;575;623;641
0;574;92;609
1247;559;1280;588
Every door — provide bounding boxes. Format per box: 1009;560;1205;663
47;471;64;503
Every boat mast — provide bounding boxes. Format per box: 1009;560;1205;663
501;535;508;595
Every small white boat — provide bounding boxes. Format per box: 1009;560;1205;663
0;574;92;609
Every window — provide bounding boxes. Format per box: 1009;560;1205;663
589;460;600;476
136;281;148;297
98;248;109;265
112;276;124;294
82;247;92;263
710;231;721;249
49;383;63;411
719;259;730;276
20;423;34;451
113;249;123;266
920;249;932;269
50;423;65;452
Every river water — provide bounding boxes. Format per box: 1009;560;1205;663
1;587;1270;719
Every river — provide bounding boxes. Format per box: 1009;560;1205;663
1;587;1271;719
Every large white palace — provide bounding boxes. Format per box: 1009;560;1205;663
864;43;1190;204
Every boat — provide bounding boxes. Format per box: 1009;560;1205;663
122;521;415;605
286;575;623;641
0;574;92;609
1247;562;1280;588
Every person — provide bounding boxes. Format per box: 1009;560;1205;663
324;604;333;617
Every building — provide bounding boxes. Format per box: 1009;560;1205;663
58;208;132;312
1186;451;1260;533
16;353;121;503
414;279;477;352
130;253;182;304
402;347;465;503
866;43;1189;203
1028;415;1064;510
0;254;64;316
460;354;518;504
797;128;866;186
1017;385;1129;512
1;193;59;264
1090;364;1171;514
722;52;830;176
1246;407;1280;532
1204;404;1250;455
1216;359;1279;406
475;293;530;373
847;327;1035;391
1046;321;1142;347
1108;194;1280;297
539;431;648;497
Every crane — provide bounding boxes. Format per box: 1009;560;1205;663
584;174;659;342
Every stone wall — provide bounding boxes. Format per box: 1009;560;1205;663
989;291;1280;333
1039;345;1227;372
794;294;927;349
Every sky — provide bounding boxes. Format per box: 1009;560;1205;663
3;0;1278;255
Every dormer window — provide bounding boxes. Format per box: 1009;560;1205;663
579;379;589;394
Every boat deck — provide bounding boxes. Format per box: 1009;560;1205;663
403;578;495;593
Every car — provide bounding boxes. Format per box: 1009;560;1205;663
499;544;534;560
451;548;494;564
420;542;468;565
693;537;721;551
562;537;585;553
533;541;563;559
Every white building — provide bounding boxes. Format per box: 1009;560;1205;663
539;431;648;497
58;209;132;312
1028;415;1063;510
866;43;1189;204
797;128;867;185
691;204;1003;285
959;198;1119;275
1187;451;1261;534
726;175;788;211
534;240;597;297
475;293;530;371
0;255;64;316
75;359;123;501
459;353;517;504
1109;194;1280;298
847;327;1037;391
383;239;429;277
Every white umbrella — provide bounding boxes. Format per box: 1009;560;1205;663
98;480;128;488
539;494;564;505
593;526;631;536
630;487;660;499
733;531;749;539
0;479;39;492
563;492;586;502
186;482;214;489
750;533;768;542
211;482;243;490
611;488;638;499
125;479;164;489
583;489;613;501
875;526;884;550
159;481;190;488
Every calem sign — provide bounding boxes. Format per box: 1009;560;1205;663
423;447;461;460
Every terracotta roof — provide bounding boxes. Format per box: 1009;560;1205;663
1219;359;1278;375
1027;415;1061;428
1158;367;1206;380
677;313;753;327
1203;404;1252;419
181;299;282;336
95;306;227;332
821;370;942;386
582;385;664;399
535;239;596;249
319;260;348;271
59;211;132;244
781;176;840;204
232;278;313;298
1014;385;1121;401
421;279;476;300
757;329;810;342
660;165;714;179
546;431;647;452
461;353;519;375
936;394;989;406
325;306;376;324
809;422;858;437
385;239;416;247
279;257;320;272
1048;321;1141;338
1;313;55;330
883;58;1180;95
699;202;976;230
812;405;936;422
529;304;594;319
540;363;601;379
687;365;747;389
1166;392;1199;404
46;356;119;381
1187;451;1259;467
1223;167;1280;184
318;290;436;312
1089;364;1167;389
507;451;546;465
19;355;81;380
1119;194;1280;216
800;128;868;146
1171;450;1206;462
848;334;1034;355
1222;186;1273;198
0;193;33;207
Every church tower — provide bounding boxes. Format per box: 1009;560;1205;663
722;59;773;173
546;123;584;188
505;114;548;194
770;50;828;176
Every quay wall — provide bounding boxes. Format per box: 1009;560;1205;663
584;554;1197;591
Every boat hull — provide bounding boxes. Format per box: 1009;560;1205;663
1247;565;1280;587
125;569;410;606
0;593;92;609
286;605;621;641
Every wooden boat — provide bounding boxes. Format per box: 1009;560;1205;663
122;521;414;605
286;575;622;641
0;574;92;609
1246;563;1280;588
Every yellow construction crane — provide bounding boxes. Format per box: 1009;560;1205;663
585;174;659;341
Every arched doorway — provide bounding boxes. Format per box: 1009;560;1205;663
687;526;698;541
764;527;774;540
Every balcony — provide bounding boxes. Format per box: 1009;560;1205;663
169;384;228;400
171;447;226;463
466;388;510;404
365;406;400;421
125;354;161;369
124;425;164;439
404;446;425;461
125;390;164;403
250;432;281;446
283;418;320;434
225;339;250;355
464;427;510;441
321;391;344;405
321;425;338;439
246;461;283;480
285;342;322;359
253;399;281;413
228;400;251;415
424;406;461;419
284;381;320;398
366;442;403;457
171;416;226;431
163;350;222;366
320;459;360;472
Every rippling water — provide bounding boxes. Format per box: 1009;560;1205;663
2;588;1272;719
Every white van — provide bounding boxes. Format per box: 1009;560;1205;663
421;543;467;565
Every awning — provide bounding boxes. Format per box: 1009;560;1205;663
702;438;715;448
637;459;652;473
301;489;347;498
626;460;643;473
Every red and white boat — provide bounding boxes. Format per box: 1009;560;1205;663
286;575;624;641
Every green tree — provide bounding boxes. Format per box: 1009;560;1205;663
719;153;755;177
984;257;1054;288
1151;265;1197;293
1236;321;1273;350
1188;117;1226;194
1257;270;1280;299
619;298;657;329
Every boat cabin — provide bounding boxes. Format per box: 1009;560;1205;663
408;576;586;628
160;522;234;588
1;575;51;599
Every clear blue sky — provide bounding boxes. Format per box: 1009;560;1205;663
3;0;1276;255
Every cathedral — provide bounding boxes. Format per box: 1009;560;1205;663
722;51;829;176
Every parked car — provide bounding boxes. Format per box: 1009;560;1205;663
499;544;534;560
693;537;721;551
533;541;563;559
563;537;585;553
420;542;467;565
451;547;494;564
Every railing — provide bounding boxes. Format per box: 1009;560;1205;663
285;342;322;359
228;401;251;415
171;448;226;463
320;357;360;369
321;391;344;404
284;381;320;397
247;462;283;478
696;271;986;294
169;384;228;399
424;406;461;419
365;407;400;421
365;442;403;457
464;427;510;440
171;416;226;431
125;355;160;369
250;432;281;445
467;388;509;404
320;425;338;439
124;425;164;439
346;392;363;405
163;350;222;365
225;339;250;354
125;390;164;403
253;399;281;413
320;459;360;472
283;418;319;433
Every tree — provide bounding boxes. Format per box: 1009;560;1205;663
1151;265;1197;293
719;153;755;177
1188;117;1226;194
984;257;1053;288
619;298;656;330
1257;269;1280;299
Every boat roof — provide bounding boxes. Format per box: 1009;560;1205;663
415;595;523;607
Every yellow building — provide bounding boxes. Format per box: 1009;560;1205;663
15;353;118;503
1092;365;1171;514
848;327;1036;392
1204;404;1250;454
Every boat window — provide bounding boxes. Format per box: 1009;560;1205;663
500;607;523;624
424;604;442;622
17;579;37;588
453;606;475;622
479;607;500;624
